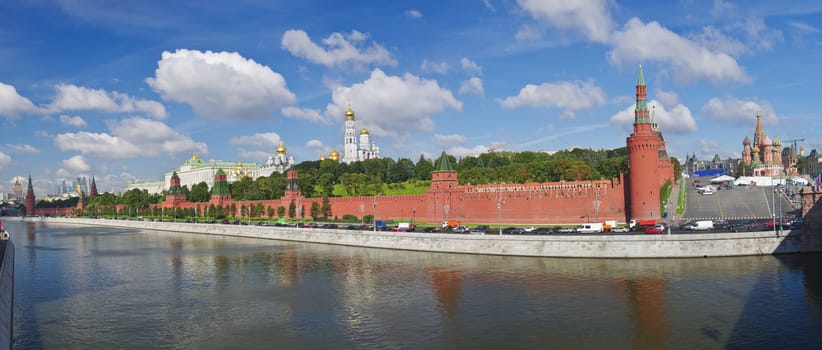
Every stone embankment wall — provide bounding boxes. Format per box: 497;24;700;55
0;239;13;350
36;217;821;259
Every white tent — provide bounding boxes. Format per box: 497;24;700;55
710;175;735;183
791;177;809;185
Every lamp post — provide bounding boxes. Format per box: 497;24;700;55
360;203;365;225
412;208;416;225
498;195;503;235
372;193;381;232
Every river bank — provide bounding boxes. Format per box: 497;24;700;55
17;217;822;258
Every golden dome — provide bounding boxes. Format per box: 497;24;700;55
237;161;243;167
752;146;760;153
360;128;369;135
320;155;326;161
276;141;287;154
329;149;339;161
345;106;355;121
191;153;199;161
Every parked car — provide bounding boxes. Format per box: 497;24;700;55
611;226;630;233
534;227;553;235
713;219;729;229
256;221;270;226
555;227;575;234
470;225;490;234
645;224;665;234
680;223;696;231
763;219;777;229
501;227;518;234
423;227;441;233
509;228;526;235
728;221;755;232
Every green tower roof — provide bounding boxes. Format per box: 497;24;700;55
434;150;454;172
637;63;645;86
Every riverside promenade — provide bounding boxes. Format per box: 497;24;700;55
27;217;822;259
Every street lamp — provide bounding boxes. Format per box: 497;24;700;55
498;195;503;235
412;207;416;224
360;202;365;225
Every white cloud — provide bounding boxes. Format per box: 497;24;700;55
59;114;87;128
710;0;735;17
702;97;778;125
461;58;482;74
517;0;613;42
0;82;41;119
146;49;296;120
0;152;11;169
788;21;821;34
281;29;397;68
433;134;467;145
736;18;783;51
420;59;449;74
324;68;462;136
697;139;722;159
610;99;697;134
55;168;71;178
6;144;38;153
49;84;167;119
306;139;325;148
405;9;422;19
459;77;485;96
690;26;747;57
448;145;490;157
520;123;609;148
655;89;679;107
229;132;281;149
281;107;331;124
236;150;271;162
62;155;92;173
499;80;606;118
608;18;749;83
55;117;207;160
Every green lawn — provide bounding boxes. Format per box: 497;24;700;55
326;180;431;197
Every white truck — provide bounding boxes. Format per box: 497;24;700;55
691;220;714;231
576;223;603;233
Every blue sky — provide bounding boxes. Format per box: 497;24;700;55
2;0;822;195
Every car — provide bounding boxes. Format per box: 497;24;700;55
701;190;714;195
763;219;777;229
423;227;440;233
221;219;229;224
256;221;270;226
713;220;729;229
502;227;518;234
523;226;536;233
645;224;665;234
509;228;526;235
470;225;489;234
728;221;754;232
344;224;360;230
680;223;696;231
533;227;553;235
611;226;630;233
555;227;575;234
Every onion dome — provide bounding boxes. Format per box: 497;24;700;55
773;137;781;147
237;161;243;167
345;107;355;121
743;136;750;145
752;146;760;153
329;149;339;161
320;155;326;161
762;136;772;146
360;128;369;135
276;141;287;154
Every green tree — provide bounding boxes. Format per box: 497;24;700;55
267;206;275;218
288;201;296;219
189;181;211;202
414;155;434;180
298;172;317;198
321;196;332;219
310;201;321;220
277;206;285;218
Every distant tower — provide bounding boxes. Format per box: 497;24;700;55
284;170;301;200
165;171;187;206
210;168;232;204
89;176;99;197
429;150;459;222
25;174;35;216
342;105;358;164
626;64;671;220
11;178;22;201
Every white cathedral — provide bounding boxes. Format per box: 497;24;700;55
341;105;381;164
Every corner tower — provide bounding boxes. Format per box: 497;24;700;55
626;64;668;221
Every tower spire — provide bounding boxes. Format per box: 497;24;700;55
634;64;649;125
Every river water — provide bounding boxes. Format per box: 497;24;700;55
9;220;822;349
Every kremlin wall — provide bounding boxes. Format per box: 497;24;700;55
28;66;673;225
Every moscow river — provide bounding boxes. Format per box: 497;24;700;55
9;220;822;349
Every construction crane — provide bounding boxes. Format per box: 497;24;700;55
784;139;805;155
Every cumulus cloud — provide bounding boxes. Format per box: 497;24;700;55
6;144;38;153
0;82;41;119
306;139;325;149
608;18;749;83
281;29;397;68
62;155;92;173
229;132;282;149
281;107;331;124
433;133;467;145
59;114;87;128
461;58;482;74
610;99;697;134
517;0;613;43
655;89;679;107
49;84;166;119
405;9;422;19
146;49;296;120
324;68;462;136
459;77;484;96
702;97;778;125
54;117;207;160
449;145;490;157
0;152;11;169
499;80;606;119
420;59;449;74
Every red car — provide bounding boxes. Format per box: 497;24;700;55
763;220;777;229
645;224;665;234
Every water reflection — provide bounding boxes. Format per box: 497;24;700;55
6;221;822;349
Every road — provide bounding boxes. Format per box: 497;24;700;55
681;177;796;221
